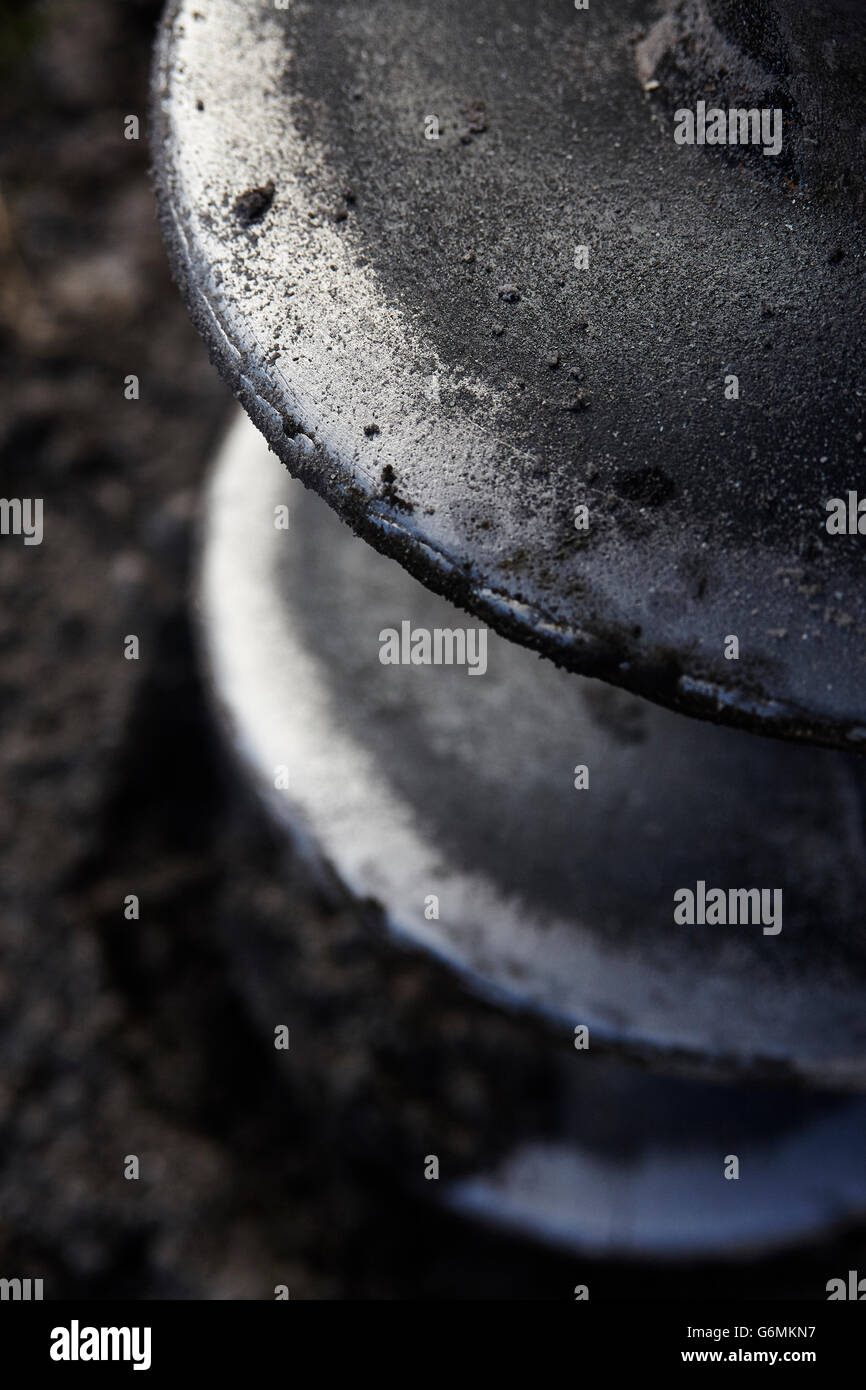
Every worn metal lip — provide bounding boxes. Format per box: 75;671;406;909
198;410;866;1090
153;0;866;752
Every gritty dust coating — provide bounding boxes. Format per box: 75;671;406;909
153;0;866;749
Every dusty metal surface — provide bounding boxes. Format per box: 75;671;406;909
153;0;866;750
201;411;866;1089
638;0;866;218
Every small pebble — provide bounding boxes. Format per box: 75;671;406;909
460;100;487;136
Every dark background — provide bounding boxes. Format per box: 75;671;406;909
0;0;862;1298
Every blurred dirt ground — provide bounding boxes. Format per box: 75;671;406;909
0;0;862;1298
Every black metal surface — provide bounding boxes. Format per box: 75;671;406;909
202;413;866;1088
152;0;866;749
200;411;866;1256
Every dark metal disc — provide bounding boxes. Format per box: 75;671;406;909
201;412;866;1088
153;0;866;750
